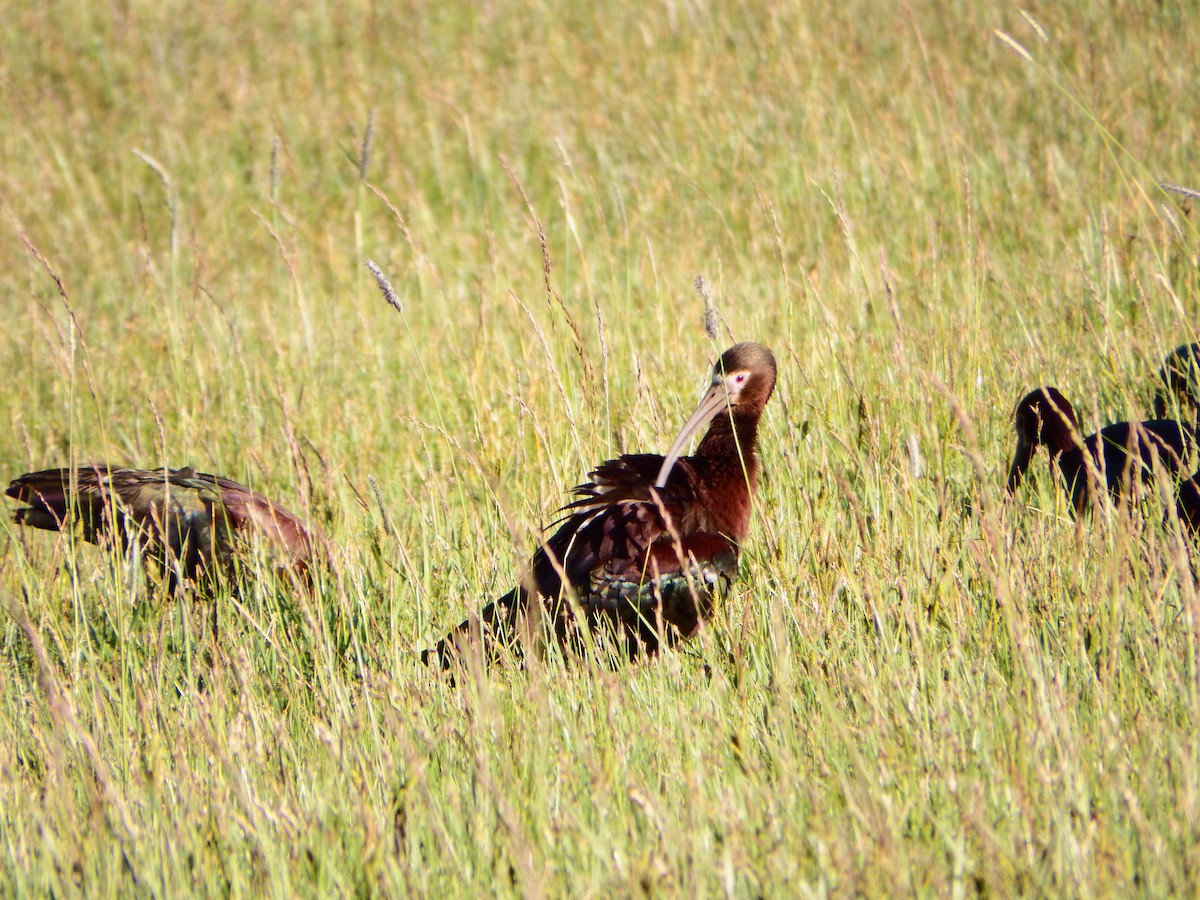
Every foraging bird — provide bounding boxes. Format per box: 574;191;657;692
1006;387;1195;514
6;465;315;591
424;342;777;668
1153;342;1200;423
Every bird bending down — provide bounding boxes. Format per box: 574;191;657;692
424;342;777;669
6;465;315;592
1005;387;1196;515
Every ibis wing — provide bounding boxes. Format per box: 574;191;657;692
187;472;314;570
7;466;130;541
555;453;689;517
536;453;702;594
7;465;315;583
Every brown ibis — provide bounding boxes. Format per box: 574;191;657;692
6;465;315;592
423;341;777;669
1006;387;1196;515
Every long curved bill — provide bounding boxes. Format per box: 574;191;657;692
655;380;731;488
1006;438;1034;495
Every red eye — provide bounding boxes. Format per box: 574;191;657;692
735;374;747;384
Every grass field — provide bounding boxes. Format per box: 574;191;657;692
2;0;1199;894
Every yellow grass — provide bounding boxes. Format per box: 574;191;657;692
2;0;1200;893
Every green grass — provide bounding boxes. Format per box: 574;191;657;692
2;0;1200;894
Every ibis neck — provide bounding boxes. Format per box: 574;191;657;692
696;411;760;481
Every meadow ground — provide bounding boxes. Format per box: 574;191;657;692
1;0;1199;895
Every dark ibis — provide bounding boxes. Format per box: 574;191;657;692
6;465;315;592
1006;387;1195;514
423;342;777;669
1154;342;1200;423
1150;344;1200;534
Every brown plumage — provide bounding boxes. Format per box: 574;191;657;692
423;342;777;669
6;465;315;592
